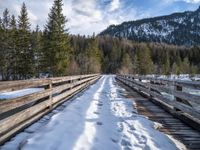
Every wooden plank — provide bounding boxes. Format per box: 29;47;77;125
0;79;50;92
0;74;99;92
0;89;52;114
0;96;52;136
50;74;98;84
52;76;96;94
0;105;50;145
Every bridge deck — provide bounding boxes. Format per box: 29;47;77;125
1;75;199;150
118;80;200;150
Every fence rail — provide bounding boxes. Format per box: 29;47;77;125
116;74;200;130
0;74;100;144
132;75;200;90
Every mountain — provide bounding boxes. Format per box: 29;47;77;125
100;6;200;46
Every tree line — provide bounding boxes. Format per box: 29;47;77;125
0;0;199;80
96;36;200;75
64;35;200;75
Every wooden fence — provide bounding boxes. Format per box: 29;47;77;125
116;74;200;130
0;74;100;144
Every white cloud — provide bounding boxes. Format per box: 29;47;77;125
183;0;200;3
28;10;38;27
63;0;103;35
72;0;101;20
163;0;200;3
108;19;119;25
0;0;199;35
109;0;120;12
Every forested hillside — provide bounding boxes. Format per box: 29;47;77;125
100;6;200;46
0;0;200;81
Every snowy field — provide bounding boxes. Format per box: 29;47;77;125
0;76;184;150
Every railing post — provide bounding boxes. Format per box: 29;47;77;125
175;84;191;107
70;76;74;89
49;79;53;109
148;81;152;98
176;85;183;103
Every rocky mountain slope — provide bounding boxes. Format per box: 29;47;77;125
100;6;200;46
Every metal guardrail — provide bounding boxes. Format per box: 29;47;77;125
116;74;200;130
0;74;100;145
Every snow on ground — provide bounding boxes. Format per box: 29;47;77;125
0;75;184;150
0;88;44;100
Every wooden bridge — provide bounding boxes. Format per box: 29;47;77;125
0;74;200;150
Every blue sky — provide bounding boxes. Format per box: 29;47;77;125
0;0;200;35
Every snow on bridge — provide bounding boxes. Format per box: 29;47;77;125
1;76;183;150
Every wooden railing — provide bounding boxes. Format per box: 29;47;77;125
116;74;200;130
0;74;100;144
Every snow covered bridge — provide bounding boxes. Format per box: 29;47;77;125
0;75;200;150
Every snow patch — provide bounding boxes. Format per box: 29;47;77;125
0;88;44;100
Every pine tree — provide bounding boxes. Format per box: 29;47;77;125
176;53;182;74
190;64;198;75
0;17;2;29
17;2;33;79
67;58;80;75
133;54;139;74
171;62;178;74
0;17;2;30
181;57;190;74
1;8;11;80
31;25;43;77
9;15;18;79
18;3;30;30
137;44;154;75
85;38;102;73
2;9;10;29
162;51;170;75
44;0;72;76
119;53;133;74
0;17;3;79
